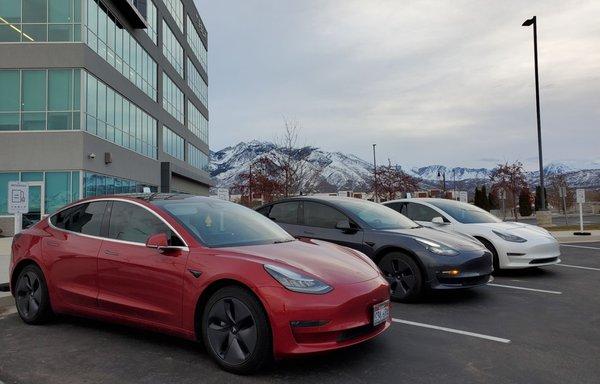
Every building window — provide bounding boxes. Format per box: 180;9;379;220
187;16;207;71
187;143;209;172
162;126;184;161
162;74;184;124
82;0;158;101
188;100;208;145
144;0;157;44
162;19;184;78
0;171;80;215
82;71;158;159
187;58;208;107
0;69;81;131
163;0;183;33
0;0;82;43
83;171;157;197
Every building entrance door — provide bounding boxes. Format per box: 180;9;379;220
22;181;44;229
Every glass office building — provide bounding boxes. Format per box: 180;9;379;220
0;0;211;235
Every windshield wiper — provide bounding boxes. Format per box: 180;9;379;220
273;239;295;244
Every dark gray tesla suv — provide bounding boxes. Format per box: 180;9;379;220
257;197;493;302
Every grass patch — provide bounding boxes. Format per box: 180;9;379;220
548;223;600;232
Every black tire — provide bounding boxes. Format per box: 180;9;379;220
378;252;424;302
201;286;272;374
14;264;54;325
477;238;500;272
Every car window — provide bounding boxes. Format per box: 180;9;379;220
51;202;107;237
268;202;299;224
303;202;348;229
256;205;270;216
108;201;183;245
385;202;406;214
406;203;441;222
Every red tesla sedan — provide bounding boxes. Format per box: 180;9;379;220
9;194;390;373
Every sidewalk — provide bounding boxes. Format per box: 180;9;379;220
551;230;600;244
0;237;11;298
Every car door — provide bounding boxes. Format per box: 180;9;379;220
45;201;108;309
265;201;304;237
300;201;367;253
97;201;188;327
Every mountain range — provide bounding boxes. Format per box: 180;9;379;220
210;141;600;192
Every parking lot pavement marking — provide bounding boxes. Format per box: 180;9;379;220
561;244;600;251
555;264;600;271
487;283;562;295
392;318;511;344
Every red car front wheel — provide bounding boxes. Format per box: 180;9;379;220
201;286;272;374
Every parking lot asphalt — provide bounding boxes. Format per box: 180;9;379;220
1;243;600;384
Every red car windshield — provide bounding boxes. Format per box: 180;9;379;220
154;197;295;248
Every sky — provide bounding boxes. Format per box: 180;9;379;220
194;0;600;170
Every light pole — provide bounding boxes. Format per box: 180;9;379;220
522;16;546;211
372;144;377;203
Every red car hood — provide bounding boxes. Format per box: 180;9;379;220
226;239;380;285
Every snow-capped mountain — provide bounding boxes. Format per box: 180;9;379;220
210;141;600;191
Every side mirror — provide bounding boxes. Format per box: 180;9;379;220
146;233;169;251
335;219;357;233
431;216;447;225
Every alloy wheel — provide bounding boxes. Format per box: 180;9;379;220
16;271;42;320
206;297;258;365
382;257;417;298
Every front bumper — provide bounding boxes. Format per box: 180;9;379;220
501;240;561;269
423;249;494;290
258;276;391;359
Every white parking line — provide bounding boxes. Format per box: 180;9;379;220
488;283;562;295
392;318;511;344
561;244;600;251
556;264;600;272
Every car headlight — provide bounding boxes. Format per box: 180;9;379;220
414;238;459;256
492;230;527;243
264;264;333;294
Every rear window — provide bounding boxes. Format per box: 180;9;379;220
51;202;107;237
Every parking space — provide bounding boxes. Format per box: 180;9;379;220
1;244;600;384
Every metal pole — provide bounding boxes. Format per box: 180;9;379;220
14;213;23;235
372;144;377;203
532;17;546;211
579;202;584;232
561;187;568;225
248;162;252;207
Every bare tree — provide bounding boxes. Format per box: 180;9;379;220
547;172;574;213
269;119;326;196
490;161;528;220
371;161;420;201
232;156;284;207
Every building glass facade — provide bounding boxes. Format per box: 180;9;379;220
187;143;209;172
162;126;184;160
187;57;208;107
162;73;184;123
144;0;158;44
162;0;183;33
162;19;184;77
0;170;80;215
187;100;208;145
82;0;158;100
186;15;207;71
0;0;210;235
0;68;81;131
0;0;82;42
83;171;157;197
83;71;158;159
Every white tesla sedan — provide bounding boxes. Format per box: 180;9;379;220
383;198;560;270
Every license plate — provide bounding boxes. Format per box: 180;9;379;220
373;300;390;326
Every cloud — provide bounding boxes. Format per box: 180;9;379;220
196;0;600;170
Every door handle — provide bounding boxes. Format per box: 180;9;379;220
104;250;120;256
47;240;59;247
